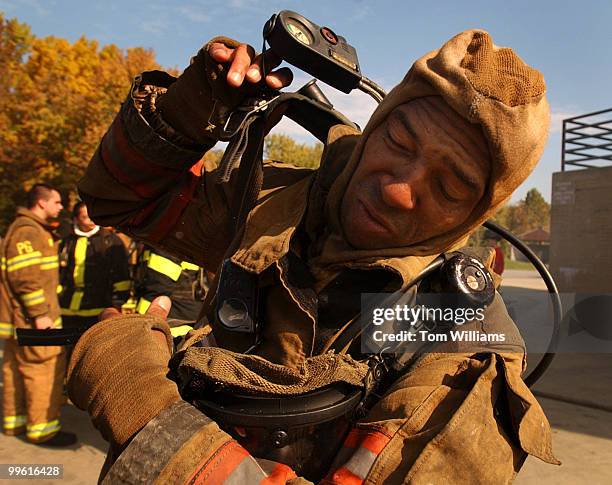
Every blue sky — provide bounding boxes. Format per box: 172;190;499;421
1;0;611;202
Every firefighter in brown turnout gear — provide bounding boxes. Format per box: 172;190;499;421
1;184;77;446
59;201;130;330
68;30;560;483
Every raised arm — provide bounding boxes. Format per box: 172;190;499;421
78;39;292;269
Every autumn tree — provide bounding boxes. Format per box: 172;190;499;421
0;14;164;232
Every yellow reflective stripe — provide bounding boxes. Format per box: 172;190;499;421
7;251;42;266
148;253;182;281
3;415;27;429
113;280;131;292
21;289;45;308
61;307;104;317
170;325;193;338
136;298;151;314
122;297;137;311
23;296;45;307
69;289;83;311
40;255;59;270
180;261;199;271
6;252;42;272
0;322;14;337
27;419;60;440
22;289;44;300
73;237;88;288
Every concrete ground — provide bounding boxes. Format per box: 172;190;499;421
0;269;610;484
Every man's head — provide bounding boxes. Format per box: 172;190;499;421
27;183;63;221
72;201;96;232
342;96;491;249
328;30;549;256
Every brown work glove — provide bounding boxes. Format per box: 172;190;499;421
67;297;181;450
156;36;292;144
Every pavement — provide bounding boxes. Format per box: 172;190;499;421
0;269;610;484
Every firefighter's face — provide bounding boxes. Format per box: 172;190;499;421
74;205;96;232
341;96;491;250
40;190;63;220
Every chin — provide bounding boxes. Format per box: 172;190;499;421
342;220;381;249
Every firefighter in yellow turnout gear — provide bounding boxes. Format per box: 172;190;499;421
1;184;77;446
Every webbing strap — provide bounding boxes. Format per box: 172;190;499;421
200;89;358;336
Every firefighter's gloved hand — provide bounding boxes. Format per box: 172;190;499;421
67;296;181;450
156;36;293;144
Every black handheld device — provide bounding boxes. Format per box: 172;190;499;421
263;10;385;102
264;10;360;93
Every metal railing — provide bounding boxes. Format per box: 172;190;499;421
562;108;612;171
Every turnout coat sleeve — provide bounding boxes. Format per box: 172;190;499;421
78;72;239;272
78;73;312;272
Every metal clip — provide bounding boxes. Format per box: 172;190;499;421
219;94;281;141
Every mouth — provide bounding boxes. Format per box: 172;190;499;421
357;198;393;235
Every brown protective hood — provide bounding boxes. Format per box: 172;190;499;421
309;29;549;286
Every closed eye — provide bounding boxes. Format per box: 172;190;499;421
384;123;414;154
438;180;462;203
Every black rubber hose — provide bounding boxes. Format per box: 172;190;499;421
483;220;562;387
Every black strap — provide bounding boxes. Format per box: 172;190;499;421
16;327;86;346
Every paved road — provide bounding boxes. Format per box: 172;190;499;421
0;270;610;483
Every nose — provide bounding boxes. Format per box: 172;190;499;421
380;173;419;211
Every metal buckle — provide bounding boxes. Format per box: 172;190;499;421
219;94;281;141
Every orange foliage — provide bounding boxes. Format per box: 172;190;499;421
0;14;165;232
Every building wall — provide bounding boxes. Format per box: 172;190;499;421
550;167;612;292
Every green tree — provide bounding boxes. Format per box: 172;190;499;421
264;134;323;169
522;188;549;230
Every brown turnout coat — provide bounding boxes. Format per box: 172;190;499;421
0;208;62;338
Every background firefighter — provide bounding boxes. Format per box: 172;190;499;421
58;201;130;331
1;184;77;446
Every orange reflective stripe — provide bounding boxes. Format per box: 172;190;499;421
189;440;250;484
343;428;390;455
323;428;392;483
322;467;363;485
260;463;298;484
